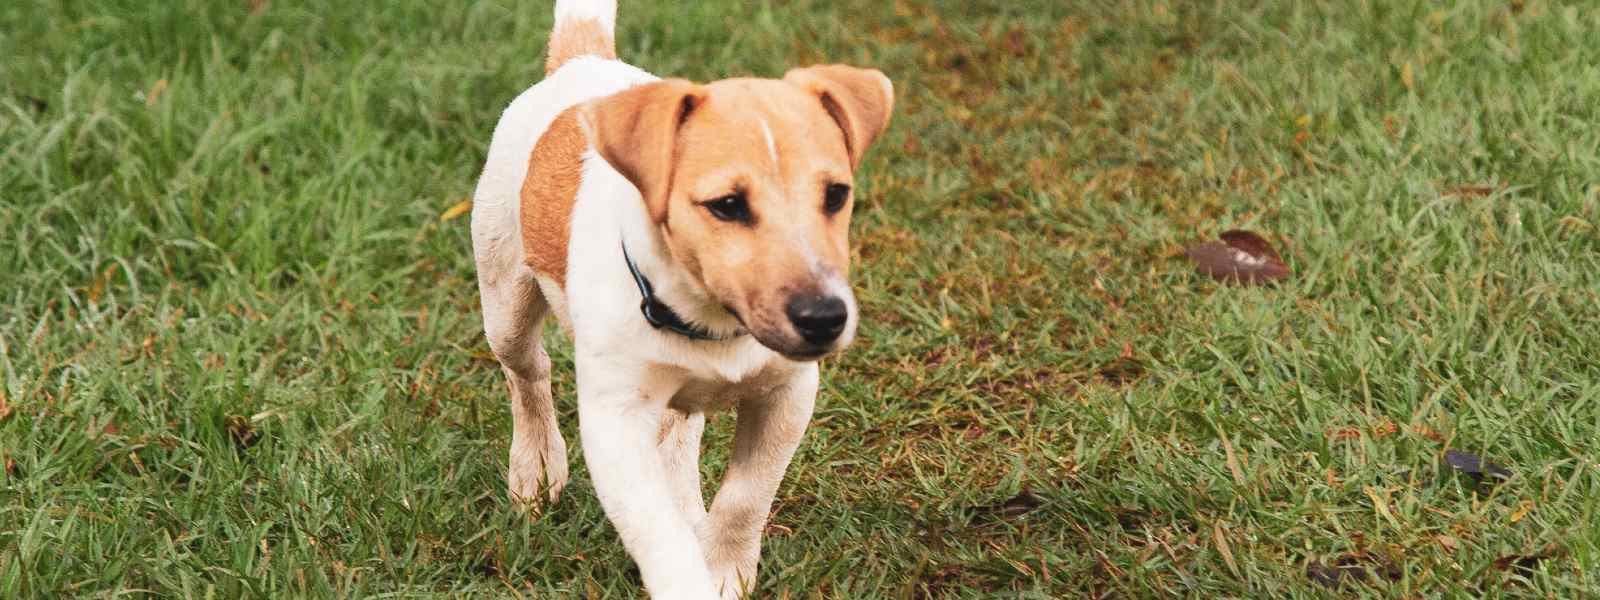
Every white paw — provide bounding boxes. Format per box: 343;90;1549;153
507;433;568;509
706;551;758;599
709;565;754;600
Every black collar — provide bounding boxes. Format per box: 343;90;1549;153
621;241;742;341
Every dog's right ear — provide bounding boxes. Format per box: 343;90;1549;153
583;79;707;223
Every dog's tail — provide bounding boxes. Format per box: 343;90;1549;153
546;0;618;76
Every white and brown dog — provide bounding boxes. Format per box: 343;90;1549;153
469;0;893;596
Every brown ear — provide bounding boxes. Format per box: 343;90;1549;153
784;65;895;169
582;79;707;222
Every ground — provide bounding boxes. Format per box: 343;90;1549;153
2;0;1598;597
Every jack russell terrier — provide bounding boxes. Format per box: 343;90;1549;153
469;0;893;596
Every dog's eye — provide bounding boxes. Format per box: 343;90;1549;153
823;183;851;215
702;193;751;223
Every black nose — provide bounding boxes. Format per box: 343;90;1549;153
785;294;848;345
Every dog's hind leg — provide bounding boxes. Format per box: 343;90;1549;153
479;265;568;507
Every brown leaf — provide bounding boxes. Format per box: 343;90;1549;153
1003;27;1029;57
145;78;168;107
1372;420;1398;438
439;198;473;222
24;95;49;113
1492;553;1556;578
1218;230;1284;262
1307;553;1402;589
1411;423;1446;442
1443;449;1511;483
1307;559;1366;588
975;488;1044;521
1445;184;1499;198
0;388;11;422
226;415;260;450
87;419;120;439
1328;427;1362;441
1186;230;1291;285
1213;522;1241;578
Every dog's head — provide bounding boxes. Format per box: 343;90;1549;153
584;65;894;360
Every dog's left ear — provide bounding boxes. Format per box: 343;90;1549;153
784;65;895;169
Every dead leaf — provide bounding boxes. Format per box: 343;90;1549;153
1372;420;1398;438
1220;437;1246;486
1328;427;1362;441
1446;185;1498;198
1443;449;1512;483
24;95;49;113
975;488;1044;521
1508;500;1533;524
146;79;168;107
1185;229;1292;286
440;198;473;222
0;388;11;422
1308;553;1402;589
1213;522;1241;577
1003;27;1029;57
87;419;120;439
88;263;120;303
1492;552;1556;578
1307;558;1366;588
226;415;260;450
1411;424;1446;442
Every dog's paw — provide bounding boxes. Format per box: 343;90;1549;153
507;435;568;510
706;551;758;600
708;565;754;600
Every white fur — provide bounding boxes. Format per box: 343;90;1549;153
554;0;616;32
758;117;778;166
470;25;823;600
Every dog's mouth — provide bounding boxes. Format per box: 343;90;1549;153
722;289;856;361
780;347;832;362
745;320;854;363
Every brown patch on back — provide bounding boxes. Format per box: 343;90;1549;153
520;107;586;287
545;18;616;76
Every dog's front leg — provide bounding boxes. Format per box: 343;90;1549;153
701;364;819;598
577;358;717;599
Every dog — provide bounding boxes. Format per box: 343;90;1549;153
468;0;894;596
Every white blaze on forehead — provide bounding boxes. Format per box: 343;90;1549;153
758;117;778;165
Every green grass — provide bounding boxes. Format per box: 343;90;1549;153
4;0;1599;597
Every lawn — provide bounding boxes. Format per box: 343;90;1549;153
3;0;1598;597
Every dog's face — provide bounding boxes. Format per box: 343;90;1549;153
587;65;894;360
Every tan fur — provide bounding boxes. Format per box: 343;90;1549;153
783;66;896;168
546;17;616;76
520;107;585;287
585;67;894;351
584;80;707;223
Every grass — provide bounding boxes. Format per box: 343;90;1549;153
3;0;1599;597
